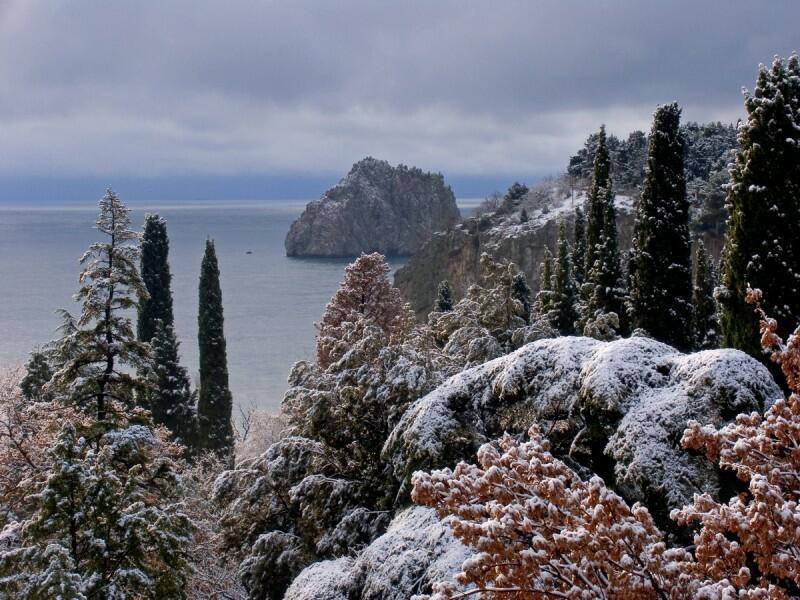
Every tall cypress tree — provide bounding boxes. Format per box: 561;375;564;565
534;246;554;318
137;215;174;343
572;206;586;285
150;320;196;447
719;55;800;359
197;239;234;456
629;103;694;351
693;240;720;350
583;126;611;282
551;222;578;335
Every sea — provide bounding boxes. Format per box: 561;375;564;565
0;200;478;413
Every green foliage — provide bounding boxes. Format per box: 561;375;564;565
550;222;578;335
197;240;234;458
20;351;53;402
436;279;454;312
629;103;694;351
533;246;554;318
137;214;175;343
692;240;720;350
719;54;800;360
511;272;532;325
572;206;586;285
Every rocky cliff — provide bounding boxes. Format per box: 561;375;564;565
285;157;460;257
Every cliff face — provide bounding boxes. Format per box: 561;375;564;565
285;157;460;257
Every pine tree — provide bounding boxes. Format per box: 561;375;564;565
197;239;234;457
629;103;694;351
150;320;196;446
534;246;554;318
511;272;532;325
719;54;800;359
551;222;578;335
580;126;627;336
137;214;174;343
436;280;454;312
692;240;720;350
20;351;53;402
48;189;150;423
572;206;586;285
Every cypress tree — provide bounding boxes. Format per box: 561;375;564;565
629;103;694;351
511;272;532;325
20;351;54;402
534;246;555;318
436;280;454;312
693;240;720;350
150;320;197;447
137;214;174;343
551;222;578;335
583;126;611;281
197;239;234;456
572;206;586;285
719;54;800;359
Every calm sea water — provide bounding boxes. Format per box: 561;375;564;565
0;201;414;413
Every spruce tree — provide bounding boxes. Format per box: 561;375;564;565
197;239;234;456
149;320;197;446
48;189;150;423
629;103;694;351
693;240;720;350
511;272;532;325
572;206;586;285
20;351;53;402
436;280;454;312
138;214;174;343
719;54;800;359
551;222;578;335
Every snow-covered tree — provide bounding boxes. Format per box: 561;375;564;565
550;221;578;335
137;214;175;344
197;239;234;458
572;205;586;285
20;351;53;402
435;280;454;312
692;240;720;350
532;246;554;318
719;54;800;361
629;102;694;351
510;272;531;325
47;189;150;424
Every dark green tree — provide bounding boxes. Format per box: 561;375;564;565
511;272;532;325
719;54;800;360
436;280;454;312
197;239;234;457
149;320;197;446
505;182;529;202
551;222;578;335
137;214;174;344
48;189;150;423
693;240;720;350
572;206;586;285
534;246;554;318
20;351;53;402
629;103;694;351
520;208;529;223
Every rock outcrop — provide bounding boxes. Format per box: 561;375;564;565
285;157;460;257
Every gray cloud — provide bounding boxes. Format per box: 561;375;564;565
0;0;797;179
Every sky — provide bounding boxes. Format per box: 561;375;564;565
0;0;797;202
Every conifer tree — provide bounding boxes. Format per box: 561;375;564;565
551;222;578;335
511;272;532;325
629;103;694;351
48;189;150;423
137;214;174;343
572;206;586;285
534;246;554;318
719;54;800;359
436;280;454;312
583;126;611;281
197;239;234;456
692;240;720;350
20;351;53;402
150;320;196;446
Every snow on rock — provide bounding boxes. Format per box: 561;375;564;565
284;507;470;600
384;335;782;524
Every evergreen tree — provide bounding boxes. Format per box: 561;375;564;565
48;189;150;423
436;280;454;312
583;126;612;281
551;222;578;335
520;208;529;223
629;103;694;351
197;239;234;457
511;272;532;325
534;246;555;318
137;214;174;343
20;351;53;402
719;54;800;359
693;240;720;350
149;320;196;446
572;206;586;285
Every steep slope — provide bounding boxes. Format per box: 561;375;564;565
285;157;460;257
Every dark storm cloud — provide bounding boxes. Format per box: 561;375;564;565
0;0;797;179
